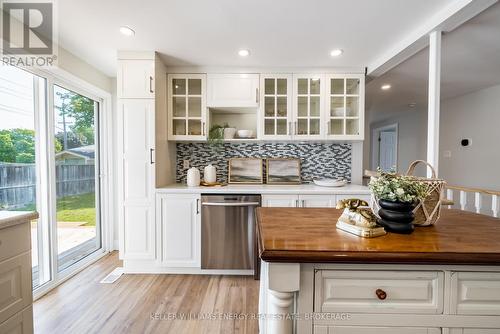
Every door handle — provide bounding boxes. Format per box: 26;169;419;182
149;76;154;93
196;199;200;214
202;202;261;207
150;148;155;164
302;200;305;207
288;122;292;136
202;122;206;136
256;88;259;104
294;121;298;135
327;121;331;135
295;199;299;207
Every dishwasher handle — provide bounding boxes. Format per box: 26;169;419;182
202;201;260;207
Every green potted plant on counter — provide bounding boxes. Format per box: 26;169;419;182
369;169;427;234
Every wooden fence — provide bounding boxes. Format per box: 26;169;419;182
0;163;96;209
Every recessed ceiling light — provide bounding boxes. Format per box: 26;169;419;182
381;84;391;90
330;49;343;57
238;49;250;57
119;26;135;36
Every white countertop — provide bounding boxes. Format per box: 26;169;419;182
0;211;38;229
157;183;370;195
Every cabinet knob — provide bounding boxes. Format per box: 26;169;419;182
375;288;387;300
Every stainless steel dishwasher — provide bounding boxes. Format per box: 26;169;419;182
201;194;261;270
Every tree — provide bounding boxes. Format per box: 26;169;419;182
0;129;61;164
56;91;95;150
0;132;15;162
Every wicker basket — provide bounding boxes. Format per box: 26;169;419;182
370;160;446;226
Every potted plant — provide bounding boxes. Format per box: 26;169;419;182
368;169;427;234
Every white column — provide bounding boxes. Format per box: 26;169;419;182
260;262;300;334
427;30;442;177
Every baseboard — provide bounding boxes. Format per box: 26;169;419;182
113;239;119;251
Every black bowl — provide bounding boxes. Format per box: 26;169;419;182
378;208;415;224
378;219;415;234
379;199;416;212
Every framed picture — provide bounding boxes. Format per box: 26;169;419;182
228;158;263;184
266;158;301;184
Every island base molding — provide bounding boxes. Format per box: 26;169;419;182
259;262;500;334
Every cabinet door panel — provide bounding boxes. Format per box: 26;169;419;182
260;74;293;140
262;195;298;207
324;326;440;334
117;100;155;260
451;272;500;315
207;74;259;108
160;194;201;267
300;195;336;208
168;74;207;140
292;74;325;140
0;253;32;324
117;60;154;98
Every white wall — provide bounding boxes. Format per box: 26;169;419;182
365;109;428;176
440;84;500;190
57;47;112;93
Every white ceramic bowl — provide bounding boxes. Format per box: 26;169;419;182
313;179;347;187
237;129;254;138
224;128;237;139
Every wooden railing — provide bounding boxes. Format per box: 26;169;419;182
445;185;500;218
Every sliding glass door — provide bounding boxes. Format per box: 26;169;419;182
53;85;101;272
0;64;105;291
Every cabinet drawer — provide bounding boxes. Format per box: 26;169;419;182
0;222;31;263
314;326;440;334
0;252;32;324
314;270;444;314
451;272;500;315
0;305;33;334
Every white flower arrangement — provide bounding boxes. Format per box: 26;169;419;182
368;169;427;203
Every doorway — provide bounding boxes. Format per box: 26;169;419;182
372;124;398;171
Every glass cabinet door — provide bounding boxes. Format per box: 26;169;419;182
326;75;363;138
169;74;206;139
262;76;291;138
294;76;323;137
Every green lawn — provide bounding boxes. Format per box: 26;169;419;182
16;192;96;226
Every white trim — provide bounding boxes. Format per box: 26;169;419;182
427;31;442;177
371;123;399;171
166;66;365;75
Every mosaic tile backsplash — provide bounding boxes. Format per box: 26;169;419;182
176;142;351;184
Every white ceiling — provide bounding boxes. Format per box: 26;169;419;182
366;2;500;120
57;0;454;77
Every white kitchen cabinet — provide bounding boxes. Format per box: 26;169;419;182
260;74;293;140
262;194;299;207
450;272;500;315
314;326;441;334
117;59;155;98
117;99;156;260
300;194;336;208
292;74;325;140
168;74;207;140
207;74;260;108
157;194;201;267
325;74;365;140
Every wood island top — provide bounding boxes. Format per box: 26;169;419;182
256;208;500;265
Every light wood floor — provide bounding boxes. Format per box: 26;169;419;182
34;252;260;334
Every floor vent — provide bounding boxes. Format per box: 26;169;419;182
100;267;124;284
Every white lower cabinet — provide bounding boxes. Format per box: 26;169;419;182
300;195;336;208
450;272;500;315
157;194;201;267
314;326;440;334
262;194;368;208
262;194;299;207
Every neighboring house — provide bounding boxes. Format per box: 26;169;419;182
55;145;95;165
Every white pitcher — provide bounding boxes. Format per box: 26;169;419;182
186;167;200;187
204;164;217;183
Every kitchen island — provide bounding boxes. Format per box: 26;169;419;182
256;208;500;334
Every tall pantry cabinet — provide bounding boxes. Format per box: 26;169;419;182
117;51;175;260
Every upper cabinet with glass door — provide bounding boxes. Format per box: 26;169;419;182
260;74;293;140
168;74;207;140
325;74;364;140
293;75;325;140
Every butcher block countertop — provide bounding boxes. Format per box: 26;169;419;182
256;208;500;265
